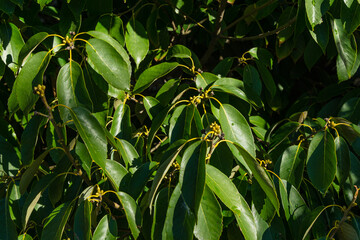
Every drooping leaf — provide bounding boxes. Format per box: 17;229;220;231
0;183;18;240
18;32;49;65
110;102;132;140
306;130;337;193
243;65;263;107
125;19;149;67
206;165;257;240
74;200;92;240
57;61;93;123
152;188;170;240
305;0;329;29
335;136;350;185
70;107;107;171
169;104;195;144
133;62;179;94
86;38;131;90
194;185;223;240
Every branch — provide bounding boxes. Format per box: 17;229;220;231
200;0;228;66
220;16;296;42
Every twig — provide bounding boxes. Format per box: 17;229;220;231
329;185;359;239
200;0;227;66
219;16;296;42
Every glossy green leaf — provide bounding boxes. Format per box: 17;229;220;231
17;234;33;240
93;215;118;240
209;141;233;176
167;44;192;59
306;130;337;193
146;106;170;153
309;20;329;53
133;62;179;94
169;104;195;143
194;185;223;240
15;51;51;113
0;183;18;240
339;97;360;124
152;188;170;240
125;162;157;199
125;19;149;67
0;22;24;72
74;140;92;179
211;84;249;104
243;65;263;107
70;107;107;171
331;19;357;79
212;57;234;77
20;115;45;166
74;200;92;240
305;0;328;29
195;72;219;89
115;192;142;239
275;145;306;188
86;38;130;90
143;96;162;120
110;102;132;140
269;121;300;151
0;136;20;177
219;103;255;157
41;201;75;240
155;79;180;106
206;165;257;240
251;178;276;223
57;61;93;122
232;142;280;214
105;159;128;191
18;32;49;65
162;184;195;240
179;141;207;215
96;14;125;45
148;140;187;211
335;136;350;185
19;150;50;194
341;0;360;34
256;61;276;99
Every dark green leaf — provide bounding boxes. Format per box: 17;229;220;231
309;20;329;53
110;102;132;140
96;14;125;45
306;130;337;193
155;79;180;106
133;62;179;94
341;0;360;34
335;136;350;185
169;105;195;143
105;159;128;191
243;65;263;107
152;188;170;240
195;72;219;89
74;200;92;240
0;183;18;240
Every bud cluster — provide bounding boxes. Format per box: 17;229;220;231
33;84;46;97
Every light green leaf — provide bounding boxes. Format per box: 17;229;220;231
206;165;257;240
41;201;75;240
0;22;24;72
37;0;52;10
70;107;107;171
15;51;51;113
115;192;142;239
125;19;149;67
306;130;337;193
305;0;328;28
86;38;131;90
93;215;118;240
57;61;93;123
133;62;179;94
194;185;223;240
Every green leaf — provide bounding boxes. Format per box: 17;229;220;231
0;0;15;15
74;140;92;179
335;136;350;185
57;61;93;123
15;51;51;113
155;79;180;106
115;192;142;239
209;141;233;176
212;57;234;77
232;142;280;214
0;136;20;177
243;65;263;107
339;97;360;124
152;188;170;240
275;145;306;188
269;121;300;151
179;141;207;215
304;38;323;70
306;130;337;193
211;83;249;104
125;19;149;67
70;107;107;171
162;184;196;240
308;20;329;53
105;159;128;191
219;103;255;157
256;61;276;99
86;38;131;90
143;96;162;120
20;115;45;166
206;165;257;240
0;183;18;240
18;32;49;65
146;6;159;47
0;22;24;72
169;105;195;143
110;102;132;140
74;200;92;240
19;150;50;194
37;0;52;10
305;0;329;29
41;201;75;240
341;0;360;34
194;185;223;240
167;44;192;59
148;140;187;211
93;215;118;240
195;72;219;89
17;234;33;240
331;18;357;79
125;162;157;199
133;62;179;94
96;14;125;45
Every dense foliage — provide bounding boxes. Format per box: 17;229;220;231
1;0;360;239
